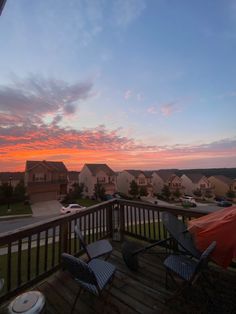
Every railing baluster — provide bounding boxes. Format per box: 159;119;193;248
17;238;22;287
36;232;40;276
27;235;31;281
147;209;151;239
92;212;95;242
157;211;161;240
143;208;147;238
44;229;48;272
51;227;56;268
7;243;11;292
138;206;141;235
152;210;156;240
68;222;72;254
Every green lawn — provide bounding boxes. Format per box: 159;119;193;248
0;202;32;216
76;198;100;207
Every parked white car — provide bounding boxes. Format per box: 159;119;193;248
60;204;86;214
180;196;197;207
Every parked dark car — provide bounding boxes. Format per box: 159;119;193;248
217;200;232;207
214;196;226;202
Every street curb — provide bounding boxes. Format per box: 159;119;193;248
0;214;32;220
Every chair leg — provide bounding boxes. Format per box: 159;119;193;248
71;287;82;314
102;275;116;312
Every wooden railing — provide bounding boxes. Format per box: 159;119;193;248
117;199;208;242
0;200;115;303
0;199;208;303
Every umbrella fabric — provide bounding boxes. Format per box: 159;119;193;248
188;206;236;268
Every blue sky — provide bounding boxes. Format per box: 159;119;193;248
0;0;236;171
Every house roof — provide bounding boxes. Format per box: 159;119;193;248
68;171;80;181
125;170;143;177
210;175;233;185
183;173;206;183
155;170;175;182
143;171;154;178
25;160;68;172
85;164;115;176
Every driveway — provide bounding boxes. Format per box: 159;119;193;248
31;200;61;217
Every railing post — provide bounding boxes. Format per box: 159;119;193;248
60;220;69;254
119;203;125;242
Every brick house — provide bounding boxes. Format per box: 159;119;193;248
79;164;117;198
117;170;154;196
208;175;236;199
25;160;68;203
181;173;213;198
152;170;183;195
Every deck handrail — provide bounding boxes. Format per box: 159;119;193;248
0;198;207;303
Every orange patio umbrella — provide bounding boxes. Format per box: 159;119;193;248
188;206;236;268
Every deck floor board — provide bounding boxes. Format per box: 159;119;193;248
1;241;236;314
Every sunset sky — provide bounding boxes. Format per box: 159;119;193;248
0;0;236;172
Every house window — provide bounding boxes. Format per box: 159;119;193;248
34;173;46;182
97;177;106;183
59;174;66;181
138;178;145;185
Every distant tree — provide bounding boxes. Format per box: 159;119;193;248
139;186;148;197
0;182;13;206
71;183;84;199
129;180;139;199
204;189;213;199
193;189;202;198
161;185;171;200
94;183;105;201
173;188;181;199
226;190;235;199
13;180;26;202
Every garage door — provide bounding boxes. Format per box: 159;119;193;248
30;192;57;203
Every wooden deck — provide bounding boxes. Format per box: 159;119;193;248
2;241;236;314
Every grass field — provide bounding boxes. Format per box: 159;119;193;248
0;202;32;216
75;198;100;207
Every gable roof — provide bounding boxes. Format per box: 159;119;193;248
85;164;115;176
143;170;154;178
210;175;233;185
183;173;206;183
25;160;68;172
68;171;79;181
155;170;175;182
125;170;143;177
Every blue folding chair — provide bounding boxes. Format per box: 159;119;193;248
74;225;112;261
62;253;116;313
164;241;216;302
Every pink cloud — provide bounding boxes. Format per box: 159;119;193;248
160;102;180;117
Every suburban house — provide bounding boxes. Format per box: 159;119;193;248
25;160;68;203
152;170;183;195
181;173;213;198
79;164;117;198
208;175;236;199
67;171;80;193
117;170;154;196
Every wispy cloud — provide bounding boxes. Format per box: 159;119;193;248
160;102;180;117
147;102;181;116
124;89;132;100
124;89;144;101
147;106;158;114
112;0;146;27
0;75;93;126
